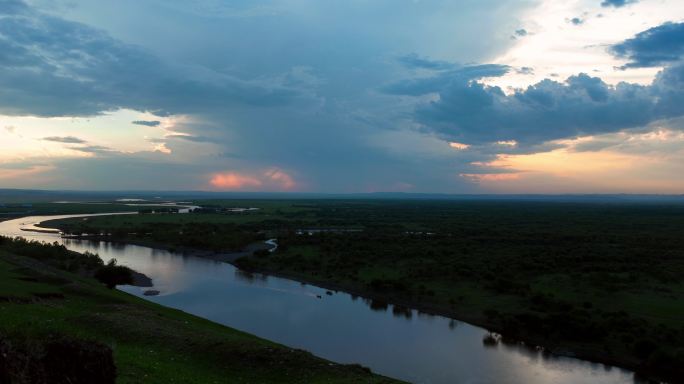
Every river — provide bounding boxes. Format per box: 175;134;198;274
0;214;645;384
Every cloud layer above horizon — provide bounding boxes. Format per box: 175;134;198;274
1;0;683;193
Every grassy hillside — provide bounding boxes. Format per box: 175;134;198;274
0;238;399;384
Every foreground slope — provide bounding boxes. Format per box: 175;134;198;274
0;238;399;384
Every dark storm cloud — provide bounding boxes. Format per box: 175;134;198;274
0;1;304;117
0;0;27;14
132;120;161;127
610;22;684;68
397;54;456;71
600;0;637;7
381;64;510;96
42;136;87;144
0;0;542;192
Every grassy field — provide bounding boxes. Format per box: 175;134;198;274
32;199;684;381
0;238;399;384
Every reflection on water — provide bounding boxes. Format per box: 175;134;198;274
0;215;646;384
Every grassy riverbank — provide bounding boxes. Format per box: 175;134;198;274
235;201;684;382
46;199;684;382
0;237;399;384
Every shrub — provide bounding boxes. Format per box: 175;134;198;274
0;333;116;384
94;259;133;289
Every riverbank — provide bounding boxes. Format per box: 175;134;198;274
36;202;684;383
44;231;273;264
38;212;265;253
0;238;400;384
231;261;662;382
40;227;659;382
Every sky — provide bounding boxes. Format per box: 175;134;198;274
1;0;683;193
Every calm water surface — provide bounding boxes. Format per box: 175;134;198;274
0;214;645;384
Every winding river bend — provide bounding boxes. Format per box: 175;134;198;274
0;214;645;384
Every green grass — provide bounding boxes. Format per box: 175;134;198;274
0;247;399;384
0;258;62;300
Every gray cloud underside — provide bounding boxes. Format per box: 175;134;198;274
69;145;116;154
397;54;456;71
132;120;161;127
42;136;87;144
600;0;638;8
610;22;684;68
381;64;510;96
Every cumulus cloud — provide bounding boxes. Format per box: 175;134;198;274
384;23;684;149
42;136;87;144
153;143;171;154
209;169;296;191
431;68;682;145
210;172;263;190
132;120;161;127
601;0;638;8
610;22;684;68
264;168;296;190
